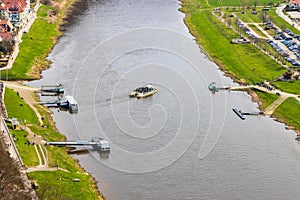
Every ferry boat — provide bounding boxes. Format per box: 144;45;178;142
129;84;158;98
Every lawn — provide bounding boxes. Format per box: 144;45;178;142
4;88;39;124
254;90;279;110
11;129;39;167
6;5;59;79
273;97;300;130
235;11;262;23
273;80;300;94
248;24;266;37
4;89;103;199
185;8;285;84
208;0;280;7
28;170;102;200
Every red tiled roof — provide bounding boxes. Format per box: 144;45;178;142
0;20;8;25
290;0;300;4
4;0;26;13
0;32;13;40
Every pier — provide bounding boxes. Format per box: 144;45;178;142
47;137;110;151
209;82;300;117
232;108;264;120
208;82;229;93
39;95;78;112
40;84;64;96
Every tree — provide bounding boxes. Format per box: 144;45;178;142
0;39;14;55
254;0;258;9
0;140;31;199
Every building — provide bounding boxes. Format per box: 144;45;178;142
290;0;300;7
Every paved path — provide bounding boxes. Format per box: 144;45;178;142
276;5;300;30
264;95;288;115
0;116;23;164
229;84;300;114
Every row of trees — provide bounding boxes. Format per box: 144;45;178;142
0;139;31;199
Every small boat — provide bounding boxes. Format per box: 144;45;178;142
129;84;158;98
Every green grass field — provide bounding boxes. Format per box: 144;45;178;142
11;129;39;166
208;0;280;7
6;5;58;79
186;8;285;83
254;90;279;110
273;97;300;130
248;24;266;37
4;88;39;124
273;80;300;94
28;170;101;200
4;88;102;199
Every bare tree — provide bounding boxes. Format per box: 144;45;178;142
0;140;31;200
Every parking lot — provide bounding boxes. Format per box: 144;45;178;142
267;28;300;67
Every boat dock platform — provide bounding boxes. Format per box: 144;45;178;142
39;95;78;112
40;84;64;96
208;82;230;93
47;137;110;151
232;108;264;120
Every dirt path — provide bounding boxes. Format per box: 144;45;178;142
264;95;289;115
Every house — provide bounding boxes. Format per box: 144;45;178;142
0;32;13;41
11;118;20;130
289;0;300;7
2;0;30;28
0;19;14;32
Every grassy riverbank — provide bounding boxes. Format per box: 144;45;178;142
180;7;285;84
273;97;300;131
1;0;105;198
4;87;104;199
6;0;79;80
7;5;58;79
180;0;300;134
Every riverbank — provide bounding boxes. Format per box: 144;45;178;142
1;0;106;198
180;1;300;135
5;0;86;80
3;82;104;199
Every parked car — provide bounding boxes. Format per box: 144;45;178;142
274;35;281;40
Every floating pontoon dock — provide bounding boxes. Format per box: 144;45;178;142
40;84;64;95
47;137;110;151
232;108;264;120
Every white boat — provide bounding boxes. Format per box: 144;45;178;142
65;95;78;111
129;84;158;98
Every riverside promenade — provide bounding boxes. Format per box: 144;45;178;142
0;1;41;72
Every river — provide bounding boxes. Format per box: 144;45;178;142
30;0;300;199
